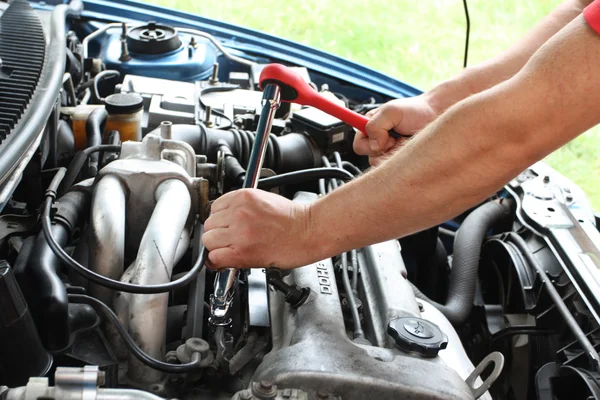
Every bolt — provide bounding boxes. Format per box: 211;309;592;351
165;350;178;364
260;381;273;391
251;380;277;399
189;36;198;48
121;22;128;39
238;390;253;400
566;195;573;202
119;39;131;62
417;302;425;312
543;175;550;183
210;62;219;85
204;106;213;127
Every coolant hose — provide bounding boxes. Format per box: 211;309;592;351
411;199;513;325
85;108;108;176
14;190;90;350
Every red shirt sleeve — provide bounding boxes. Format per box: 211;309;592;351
584;0;600;35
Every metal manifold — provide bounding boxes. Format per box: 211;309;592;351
87;134;206;384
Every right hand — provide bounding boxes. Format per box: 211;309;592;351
353;95;438;166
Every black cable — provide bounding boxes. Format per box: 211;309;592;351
44;169;209;294
59;144;121;196
68;294;202;373
198;84;239;129
341;253;364;339
93;70;121;102
342;161;363;177
257;168;354;191
463;0;470;68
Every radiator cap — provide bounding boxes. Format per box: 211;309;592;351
387;316;448;358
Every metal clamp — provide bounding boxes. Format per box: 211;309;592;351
465;351;505;399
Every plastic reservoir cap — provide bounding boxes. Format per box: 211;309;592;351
104;93;144;115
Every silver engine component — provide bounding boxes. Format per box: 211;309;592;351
88;134;204;385
1;366;164;400
252;192;487;400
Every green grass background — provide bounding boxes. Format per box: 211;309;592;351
149;0;599;209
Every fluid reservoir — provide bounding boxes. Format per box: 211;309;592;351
100;22;216;82
104;93;144;143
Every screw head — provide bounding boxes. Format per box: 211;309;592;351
239;390;253;400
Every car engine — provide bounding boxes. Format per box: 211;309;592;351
0;1;599;399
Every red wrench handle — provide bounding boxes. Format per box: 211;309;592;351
259;64;408;139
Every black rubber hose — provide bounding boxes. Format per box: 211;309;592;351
0;0;82;184
85;108;108;176
411;199;513;325
44;169;209;294
150;124;322;173
16;189;90;350
258;168;354;191
68;294;202;373
58;144;121;196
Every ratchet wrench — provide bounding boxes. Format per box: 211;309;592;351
209;83;281;326
259;63;411;139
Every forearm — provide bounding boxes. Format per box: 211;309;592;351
424;0;592;114
309;14;600;259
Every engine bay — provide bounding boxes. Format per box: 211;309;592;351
0;1;599;399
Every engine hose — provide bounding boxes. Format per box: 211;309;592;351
44;169;208;294
68;294;202;373
257;168;354;190
85;108;108;177
411;199;513;325
14;189;90;350
150;124;322;174
58;144;121;196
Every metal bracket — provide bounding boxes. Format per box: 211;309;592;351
465;352;504;399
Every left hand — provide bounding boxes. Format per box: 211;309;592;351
202;189;314;270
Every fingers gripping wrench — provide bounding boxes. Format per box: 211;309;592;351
209;84;281;326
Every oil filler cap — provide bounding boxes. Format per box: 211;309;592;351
387;317;448;358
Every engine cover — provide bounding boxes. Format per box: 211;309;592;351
252;192;475;400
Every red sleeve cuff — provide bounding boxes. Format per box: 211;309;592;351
584;0;600;35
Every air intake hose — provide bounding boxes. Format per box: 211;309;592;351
148;124;322;175
411;199;513;325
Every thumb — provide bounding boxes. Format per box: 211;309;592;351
365;105;404;153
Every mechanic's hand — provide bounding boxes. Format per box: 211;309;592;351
202;189;313;270
353;96;438;166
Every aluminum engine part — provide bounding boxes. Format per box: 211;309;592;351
1;366;165;400
255;191;474;400
89;134;205;384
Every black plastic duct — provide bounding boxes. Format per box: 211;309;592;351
149;124;322;175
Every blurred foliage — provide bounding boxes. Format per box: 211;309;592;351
148;0;599;209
